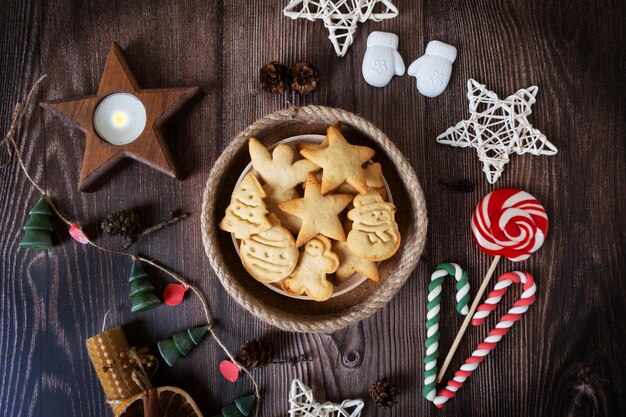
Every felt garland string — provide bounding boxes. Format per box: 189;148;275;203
1;75;261;416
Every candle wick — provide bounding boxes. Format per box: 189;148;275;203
101;308;112;332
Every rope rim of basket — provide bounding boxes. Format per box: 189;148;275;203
201;105;428;333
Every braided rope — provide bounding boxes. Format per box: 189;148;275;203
433;271;536;407
201;105;427;333
423;263;470;401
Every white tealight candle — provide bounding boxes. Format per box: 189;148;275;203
93;93;147;145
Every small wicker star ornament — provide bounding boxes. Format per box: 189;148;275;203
437;79;558;184
283;0;398;57
289;378;364;417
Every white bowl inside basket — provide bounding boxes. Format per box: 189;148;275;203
231;134;394;300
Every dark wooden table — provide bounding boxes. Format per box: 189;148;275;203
1;1;624;416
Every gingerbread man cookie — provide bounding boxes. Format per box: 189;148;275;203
347;191;400;261
281;235;339;301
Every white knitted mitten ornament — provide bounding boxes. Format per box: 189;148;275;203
408;40;457;97
362;31;405;88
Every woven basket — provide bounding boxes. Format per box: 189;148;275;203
201;105;427;333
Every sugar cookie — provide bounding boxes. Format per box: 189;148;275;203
249;138;319;233
334;162;386;199
347;191;400;261
295;122;338;152
279;173;353;247
281;235;339;301
249;137;318;192
219;172;272;240
240;215;298;283
300;124;375;195
332;240;380;283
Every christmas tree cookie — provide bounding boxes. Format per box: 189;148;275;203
219;172;272;240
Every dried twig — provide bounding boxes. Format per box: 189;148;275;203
123;210;190;250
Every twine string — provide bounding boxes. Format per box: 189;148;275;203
2;76;261;415
128;349;153;392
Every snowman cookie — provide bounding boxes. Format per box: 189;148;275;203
240;215;299;283
347;191;400;261
281;235;339;301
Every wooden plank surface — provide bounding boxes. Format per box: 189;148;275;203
1;1;624;416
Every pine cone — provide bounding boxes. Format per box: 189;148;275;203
235;338;275;368
368;380;399;409
291;61;319;95
260;62;290;94
100;210;142;240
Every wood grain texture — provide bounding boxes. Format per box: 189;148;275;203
1;1;624;416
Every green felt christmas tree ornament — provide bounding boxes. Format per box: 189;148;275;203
128;262;161;313
212;395;256;417
19;197;54;250
157;326;209;366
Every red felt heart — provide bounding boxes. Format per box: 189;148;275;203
69;224;90;244
219;360;241;383
163;283;188;306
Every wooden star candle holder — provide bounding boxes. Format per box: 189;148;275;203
42;42;202;192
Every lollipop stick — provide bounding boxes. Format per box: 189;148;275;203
436;255;502;383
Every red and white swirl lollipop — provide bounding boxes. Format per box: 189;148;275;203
471;188;548;261
437;188;548;383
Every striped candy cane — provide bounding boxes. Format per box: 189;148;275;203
433;271;536;408
424;263;471;401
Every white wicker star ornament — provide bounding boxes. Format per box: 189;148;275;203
283;0;398;57
437;79;558;184
289;378;364;417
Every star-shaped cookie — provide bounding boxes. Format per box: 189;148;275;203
279;173;353;247
249;137;319;232
300;124;375;195
333;240;380;283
